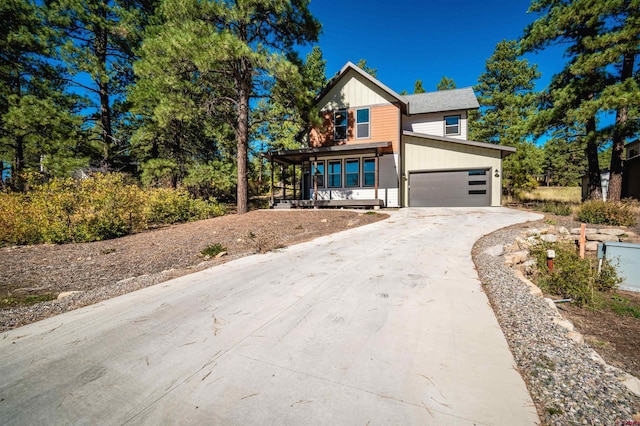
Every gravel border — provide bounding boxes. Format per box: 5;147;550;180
473;222;640;425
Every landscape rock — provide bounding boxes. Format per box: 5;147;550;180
504;250;528;265
540;234;557;243
484;244;504;257
598;228;627;236
553;317;575;332
57;291;82;300
215;251;227;259
566;331;585;345
558;226;570;235
586;241;600;251
571;227;598;235
586;233;620;242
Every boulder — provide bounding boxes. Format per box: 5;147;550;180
570;227;598;235
557;226;570;235
484;244;504;257
585;233;620;242
598;228;627;236
540;234;557;243
566;331;584;345
504;250;529;265
553;317;575;332
57;291;82;300
585;241;600;251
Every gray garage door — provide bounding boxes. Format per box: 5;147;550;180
409;169;491;207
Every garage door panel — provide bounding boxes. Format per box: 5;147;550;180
409;169;491;207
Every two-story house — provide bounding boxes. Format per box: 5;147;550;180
265;62;515;208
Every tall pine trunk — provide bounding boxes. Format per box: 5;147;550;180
236;60;251;215
94;5;112;171
585;114;602;200
607;52;635;202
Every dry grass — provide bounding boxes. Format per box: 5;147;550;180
521;186;582;203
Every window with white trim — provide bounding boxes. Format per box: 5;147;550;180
328;160;342;187
313;161;325;187
356;108;370;139
334;110;347;141
345;159;359;187
363;158;375;187
444;115;460;136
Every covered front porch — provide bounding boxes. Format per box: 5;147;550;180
263;141;392;209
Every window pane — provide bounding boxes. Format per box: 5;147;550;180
468;180;486;185
357;123;369;138
314;163;325;187
363;159;375;187
469;190;487;195
356;108;369;123
345;159;359;187
328;161;341;187
334;110;347;126
468;170;486;176
335;126;347;140
445;116;459;126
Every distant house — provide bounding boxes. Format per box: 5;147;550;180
265;62;514;208
582;140;640;201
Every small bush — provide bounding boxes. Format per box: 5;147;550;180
201;243;227;258
531;241;621;307
576;200;636;226
540;201;572;216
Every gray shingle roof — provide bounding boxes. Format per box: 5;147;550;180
405;87;479;115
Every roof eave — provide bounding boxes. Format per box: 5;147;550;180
402;131;516;157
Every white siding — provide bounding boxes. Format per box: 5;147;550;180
402;111;468;139
319;70;396;111
310;153;400;208
402;135;503;207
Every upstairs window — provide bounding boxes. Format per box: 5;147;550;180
334;110;347;141
444;115;460;136
356;108;370;139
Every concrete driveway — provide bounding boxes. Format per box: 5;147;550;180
0;208;542;425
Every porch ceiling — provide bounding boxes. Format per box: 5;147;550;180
264;141;391;165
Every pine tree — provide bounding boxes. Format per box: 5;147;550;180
356;59;377;78
470;40;542;195
436;76;456;91
413;80;425;94
522;0;640;201
133;0;320;214
45;0;158;171
0;0;84;188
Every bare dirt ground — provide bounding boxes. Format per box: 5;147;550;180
0;210;387;330
520;210;640;379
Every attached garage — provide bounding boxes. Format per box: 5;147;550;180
402;131;515;207
409;168;491;207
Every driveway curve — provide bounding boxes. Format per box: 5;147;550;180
0;207;542;425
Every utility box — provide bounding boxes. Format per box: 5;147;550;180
598;242;640;292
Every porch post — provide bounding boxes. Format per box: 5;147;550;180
313;156;318;207
293;164;297;200
374;153;379;201
270;156;275;207
282;164;286;200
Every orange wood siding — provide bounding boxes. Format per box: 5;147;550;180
309;104;400;153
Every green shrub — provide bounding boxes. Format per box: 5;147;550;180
576;200;636;226
0;173;225;246
201;243;227;258
531;241;621;307
540;201;572;216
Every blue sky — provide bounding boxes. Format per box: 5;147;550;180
306;0;567;93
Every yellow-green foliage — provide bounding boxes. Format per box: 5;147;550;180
576;200;637;226
521;186;582;203
0;173;225;246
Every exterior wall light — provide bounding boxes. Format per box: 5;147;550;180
494;170;500;178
